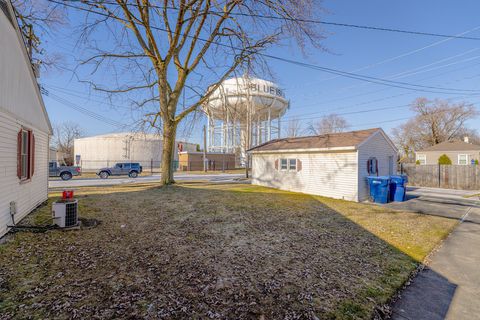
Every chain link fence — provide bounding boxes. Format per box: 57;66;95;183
79;159;240;173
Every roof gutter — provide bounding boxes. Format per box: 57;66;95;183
249;146;357;154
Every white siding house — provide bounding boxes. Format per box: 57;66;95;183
249;128;397;202
0;0;52;237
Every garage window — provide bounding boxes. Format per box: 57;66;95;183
280;158;288;170
289;159;296;170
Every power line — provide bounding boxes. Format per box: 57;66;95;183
67;0;480;41
291;58;480;113
288;26;480;90
292;48;480;103
48;0;480;95
44;90;129;128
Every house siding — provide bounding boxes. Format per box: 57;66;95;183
0;6;51;237
252;151;359;201
417;150;480;165
0;110;49;237
357;131;398;201
0;9;50;134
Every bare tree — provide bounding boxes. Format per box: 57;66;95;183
392;98;478;162
12;0;65;68
309;114;349;135
62;0;324;184
53;122;84;165
285;118;303;138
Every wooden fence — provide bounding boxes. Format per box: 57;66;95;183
400;163;480;190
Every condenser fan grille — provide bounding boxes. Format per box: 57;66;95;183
65;202;78;227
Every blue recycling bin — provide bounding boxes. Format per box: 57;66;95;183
389;175;408;202
367;176;391;204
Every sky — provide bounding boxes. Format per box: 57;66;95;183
40;0;480;145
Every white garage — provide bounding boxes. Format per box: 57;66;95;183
249;128;397;202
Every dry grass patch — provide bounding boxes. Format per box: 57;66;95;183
0;183;457;319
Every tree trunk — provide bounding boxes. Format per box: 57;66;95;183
161;121;177;185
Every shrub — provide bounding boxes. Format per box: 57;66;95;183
415;160;421;165
438;154;452;165
475;159;479;165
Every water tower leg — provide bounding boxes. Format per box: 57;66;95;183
257;117;261;145
268;109;271;141
278;117;281;139
206;116;210;152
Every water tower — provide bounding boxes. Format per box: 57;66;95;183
203;77;289;165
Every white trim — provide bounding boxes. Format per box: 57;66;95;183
288;158;297;171
458;154;468;165
416;154;426;165
250;146;356;154
280;158;288;171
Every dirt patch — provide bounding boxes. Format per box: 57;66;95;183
0;183;456;319
79;218;101;229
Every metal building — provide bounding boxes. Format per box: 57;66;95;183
74;132;197;170
203;77;289;165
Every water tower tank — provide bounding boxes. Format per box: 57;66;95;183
203;77;289;165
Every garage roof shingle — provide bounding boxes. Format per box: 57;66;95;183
248;128;380;152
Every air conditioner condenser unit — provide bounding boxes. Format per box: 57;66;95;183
52;200;79;228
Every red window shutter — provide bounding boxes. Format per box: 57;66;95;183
297;159;302;171
17;130;22;179
30;132;35;177
275;159;279;170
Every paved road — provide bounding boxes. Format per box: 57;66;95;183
49;173;246;188
407;186;480;202
386;188;480;320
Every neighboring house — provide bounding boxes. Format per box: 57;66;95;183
0;0;53;237
415;138;480;165
248;128;397;202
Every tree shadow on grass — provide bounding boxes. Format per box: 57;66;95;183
0;183;457;320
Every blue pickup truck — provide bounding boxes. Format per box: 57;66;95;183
97;162;143;179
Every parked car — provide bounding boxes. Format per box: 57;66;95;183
49;161;81;180
97;162;143;179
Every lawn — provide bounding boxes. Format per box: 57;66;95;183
0;183;457;319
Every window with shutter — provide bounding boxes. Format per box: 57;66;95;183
30;132;35;177
289;158;296;170
367;157;378;175
17;128;33;181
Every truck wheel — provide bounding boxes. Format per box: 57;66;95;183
99;171;109;179
60;172;72;181
129;171;138;178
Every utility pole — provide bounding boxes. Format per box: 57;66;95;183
203;125;207;172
